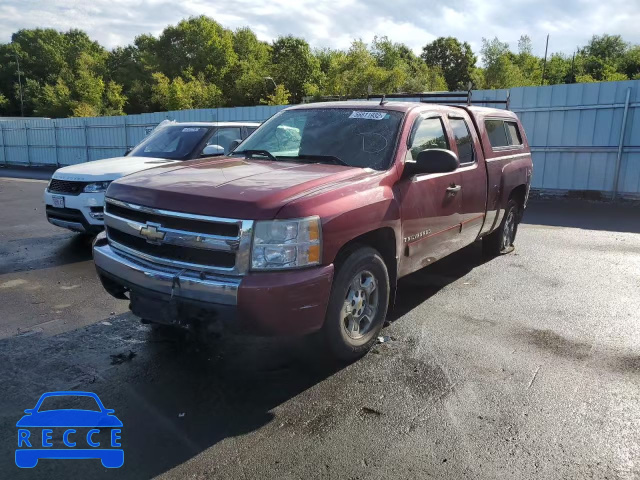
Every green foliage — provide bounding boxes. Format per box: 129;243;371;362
151;72;222;111
72;102;100;117
319;38;446;97
421;37;476;90
482;37;526;88
33;77;72;117
261;84;290;105
271;35;320;102
544;54;573;85
225;28;272;106
621;46;640;79
581;35;627;62
103;81;126;116
152;16;236;81
1;20;639;118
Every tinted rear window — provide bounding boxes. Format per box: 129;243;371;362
485;120;509;148
506;121;523;145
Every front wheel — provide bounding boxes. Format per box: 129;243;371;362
321;246;390;362
483;198;520;256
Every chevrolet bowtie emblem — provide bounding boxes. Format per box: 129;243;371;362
139;223;165;243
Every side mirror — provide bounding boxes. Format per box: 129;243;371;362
202;144;225;157
24;409;34;414
228;139;242;153
406;149;459;176
124;147;132;156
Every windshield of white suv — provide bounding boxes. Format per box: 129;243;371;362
129;125;212;160
234;108;404;170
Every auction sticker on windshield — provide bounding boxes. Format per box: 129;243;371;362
349;111;387;120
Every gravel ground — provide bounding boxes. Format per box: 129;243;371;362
0;173;639;479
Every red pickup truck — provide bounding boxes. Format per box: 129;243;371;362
93;101;532;360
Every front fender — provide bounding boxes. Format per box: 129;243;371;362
276;174;402;265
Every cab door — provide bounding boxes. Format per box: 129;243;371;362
396;113;462;277
448;113;488;246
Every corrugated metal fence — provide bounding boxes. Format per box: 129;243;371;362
511;81;639;198
0;105;286;167
1;80;639;197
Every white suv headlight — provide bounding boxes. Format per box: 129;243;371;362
251;216;321;270
83;181;111;193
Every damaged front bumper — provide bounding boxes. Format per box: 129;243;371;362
93;240;334;336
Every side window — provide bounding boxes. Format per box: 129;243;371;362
246;127;258;136
505;121;523;146
406;117;448;161
449;118;475;164
485;119;509;148
207;127;242;154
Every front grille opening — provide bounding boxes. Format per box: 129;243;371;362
107;227;236;269
48;179;87;195
105;202;239;238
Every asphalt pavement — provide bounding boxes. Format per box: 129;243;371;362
0;172;639;479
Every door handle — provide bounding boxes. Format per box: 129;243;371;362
446;184;462;194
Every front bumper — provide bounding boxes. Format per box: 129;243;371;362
43;189;105;233
93;242;334;336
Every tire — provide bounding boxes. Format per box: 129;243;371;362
321;246;390;362
483;198;520;257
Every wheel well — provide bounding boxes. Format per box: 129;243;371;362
509;184;527;216
333;228;398;303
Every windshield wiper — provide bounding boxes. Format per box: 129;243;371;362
234;149;277;161
282;154;350;167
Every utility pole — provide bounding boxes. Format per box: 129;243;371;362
570;52;576;84
540;34;549;86
15;51;24;117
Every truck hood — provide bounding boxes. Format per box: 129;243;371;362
53;156;180;182
107;157;369;219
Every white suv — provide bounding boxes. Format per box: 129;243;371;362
44;121;260;235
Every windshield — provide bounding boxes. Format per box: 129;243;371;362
235;108;404;170
129;125;211;160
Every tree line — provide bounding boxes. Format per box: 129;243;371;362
1;16;639;118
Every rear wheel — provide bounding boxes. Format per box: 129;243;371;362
321;246;389;362
483;198;520;256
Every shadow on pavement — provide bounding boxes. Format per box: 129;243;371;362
0;238;495;478
0;318;342;478
0;233;93;275
0;166;56;181
523;198;640;234
390;240;490;322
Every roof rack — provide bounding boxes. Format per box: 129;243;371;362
367;86;511;110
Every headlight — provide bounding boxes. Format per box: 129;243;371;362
251;216;321;270
83;181;111;193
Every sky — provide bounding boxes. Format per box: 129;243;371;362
1;0;639;58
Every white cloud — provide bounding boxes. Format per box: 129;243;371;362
1;0;638;59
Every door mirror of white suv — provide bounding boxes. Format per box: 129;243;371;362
202;144;225;157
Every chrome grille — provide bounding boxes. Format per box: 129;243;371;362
104;198;253;275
